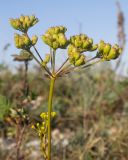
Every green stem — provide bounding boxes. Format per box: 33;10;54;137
52;50;56;74
82;59;104;69
56;58;69;76
50;47;53;68
48;77;55;160
26;33;52;77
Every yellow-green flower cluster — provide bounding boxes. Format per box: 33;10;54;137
14;34;38;49
68;45;86;66
68;34;98;66
97;40;122;61
40;112;56;120
42;26;69;50
31;122;46;137
70;34;98;53
31;112;56;137
10;15;39;32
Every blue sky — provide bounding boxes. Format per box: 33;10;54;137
0;0;128;73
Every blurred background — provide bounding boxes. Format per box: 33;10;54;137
0;0;128;159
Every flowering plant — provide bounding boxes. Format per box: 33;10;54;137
10;15;122;160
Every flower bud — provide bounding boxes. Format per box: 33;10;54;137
48;27;55;34
40;112;46;119
24;35;30;45
119;48;122;54
14;34;20;48
58;34;67;47
68;45;77;55
53;34;59;40
18;39;23;48
103;43;111;57
31;125;35;129
75;39;82;48
98;40;105;53
54;27;60;34
80;34;87;41
27;20;31;28
20;15;25;22
51;112;57;118
16;20;22;29
31;35;38;45
53;41;59;50
73;52;80;60
83;40;90;49
25;16;29;22
68;44;73;53
75;55;85;66
32;18;39;26
29;15;35;23
106;47;118;60
70;36;75;44
88;38;93;45
44;54;50;63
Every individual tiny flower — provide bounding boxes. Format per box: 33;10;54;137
31;35;38;45
41;54;51;67
42;26;69;50
51;112;57;118
31;125;35;129
10;15;39;32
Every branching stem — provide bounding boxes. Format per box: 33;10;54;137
26;33;52;77
52;50;56;74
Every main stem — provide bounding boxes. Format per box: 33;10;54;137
48;77;55;160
